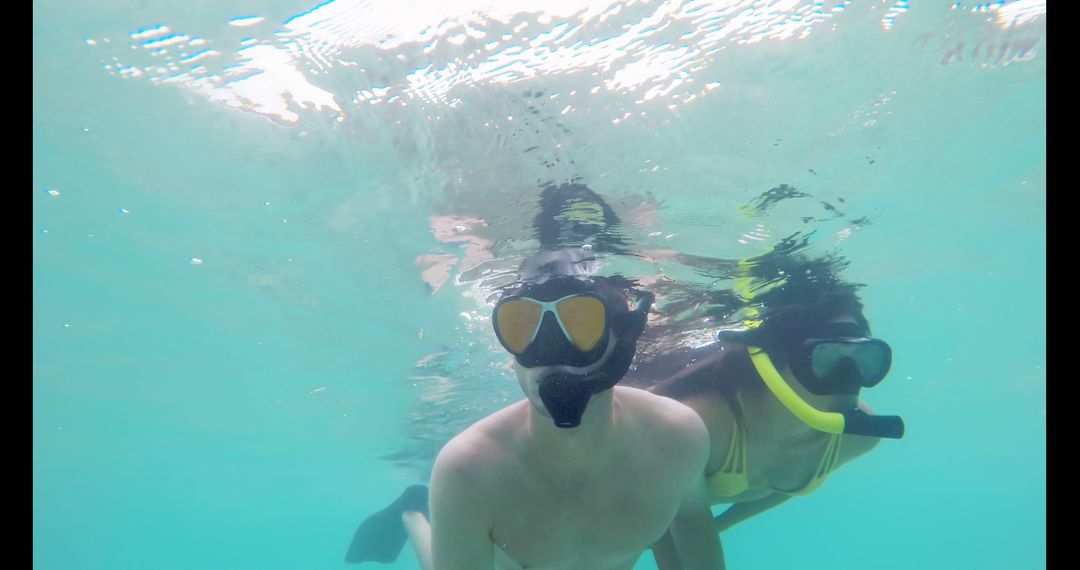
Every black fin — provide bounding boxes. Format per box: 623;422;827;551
345;485;429;564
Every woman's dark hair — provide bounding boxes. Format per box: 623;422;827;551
639;233;871;406
727;234;869;362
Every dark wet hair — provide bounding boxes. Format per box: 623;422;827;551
497;247;642;316
482;182;641;306
637;233;870;404
725;234;869;360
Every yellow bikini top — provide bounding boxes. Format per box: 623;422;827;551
707;394;843;499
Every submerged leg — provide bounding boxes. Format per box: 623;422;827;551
402;510;434;570
652;528;685;570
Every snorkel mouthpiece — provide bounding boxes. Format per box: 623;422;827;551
842;408;905;439
538;374;593;428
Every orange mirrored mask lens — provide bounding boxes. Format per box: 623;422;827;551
495;299;543;354
556;296;606;351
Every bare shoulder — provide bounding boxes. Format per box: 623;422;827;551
434;402;526;473
618;385;707;424
615;386;710;456
430;402;528;520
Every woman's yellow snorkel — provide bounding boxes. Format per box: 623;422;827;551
746;344;905;438
730;253;905;439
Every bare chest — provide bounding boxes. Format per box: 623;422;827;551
489;457;687;569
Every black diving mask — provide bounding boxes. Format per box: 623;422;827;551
493;276;648;369
493;275;654;428
788;322;892;396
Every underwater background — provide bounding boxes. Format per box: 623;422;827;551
34;1;1045;568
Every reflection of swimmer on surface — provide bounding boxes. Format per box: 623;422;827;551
414;182;661;294
414;215;494;294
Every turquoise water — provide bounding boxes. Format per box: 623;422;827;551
34;1;1045;569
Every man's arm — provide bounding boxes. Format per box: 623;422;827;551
669;472;726;570
664;402;725;570
428;435;496;570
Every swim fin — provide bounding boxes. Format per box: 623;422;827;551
344;484;430;564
